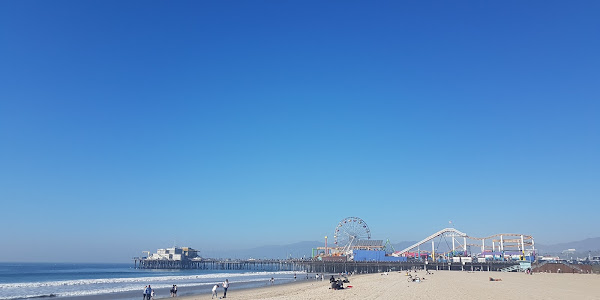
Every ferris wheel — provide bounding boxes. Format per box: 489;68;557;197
333;217;371;249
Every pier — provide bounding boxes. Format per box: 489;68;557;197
133;258;523;274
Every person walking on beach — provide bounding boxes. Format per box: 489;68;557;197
144;285;152;300
211;284;219;299
143;285;148;300
222;279;229;298
150;289;155;300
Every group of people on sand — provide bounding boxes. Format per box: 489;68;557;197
143;284;178;299
329;274;350;290
143;285;154;300
212;279;229;299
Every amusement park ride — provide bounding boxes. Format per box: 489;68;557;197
316;217;536;262
314;217;384;257
393;227;536;262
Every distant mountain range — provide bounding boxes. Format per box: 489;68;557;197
535;237;600;255
201;237;600;259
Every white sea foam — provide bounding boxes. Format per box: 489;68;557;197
0;271;299;300
0;271;296;289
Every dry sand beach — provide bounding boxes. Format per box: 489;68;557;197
176;271;600;300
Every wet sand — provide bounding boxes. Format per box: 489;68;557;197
172;270;600;300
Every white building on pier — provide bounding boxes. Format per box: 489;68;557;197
147;247;200;261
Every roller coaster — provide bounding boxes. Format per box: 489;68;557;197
393;228;535;262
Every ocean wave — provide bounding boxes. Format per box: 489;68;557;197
0;275;294;300
0;271;298;291
0;294;57;300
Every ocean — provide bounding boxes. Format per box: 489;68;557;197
0;263;303;300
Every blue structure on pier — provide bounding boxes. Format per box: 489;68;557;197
353;250;407;262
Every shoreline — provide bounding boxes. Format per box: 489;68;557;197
51;272;313;300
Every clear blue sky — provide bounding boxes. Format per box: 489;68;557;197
1;0;598;262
